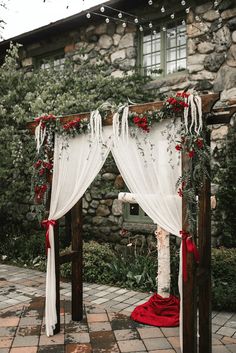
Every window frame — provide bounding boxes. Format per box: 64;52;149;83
123;202;153;224
35;49;65;69
138;17;187;78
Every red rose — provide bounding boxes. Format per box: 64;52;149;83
178;188;183;197
39;168;45;176
175;144;182;151
34;160;42;169
196;139;203;149
188;150;195;158
133;116;140;124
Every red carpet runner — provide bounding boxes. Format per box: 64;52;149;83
131;293;180;327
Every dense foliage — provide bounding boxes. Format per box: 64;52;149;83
213;122;236;247
0;43;155;238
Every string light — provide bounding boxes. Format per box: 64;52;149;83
195;15;200;21
134;17;139;23
86;12;91;18
149;22;153;28
122;22;127;27
182;19;186;25
105;18;110;23
162;26;166;31
100;6;105;12
181;0;186;5
153;30;157;35
170;13;175;19
161;6;165;13
118;12;122;18
185;7;190;13
139;25;144;31
214;0;218;6
148;0;153;4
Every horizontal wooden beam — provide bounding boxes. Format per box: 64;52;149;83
59;250;78;264
27;93;231;134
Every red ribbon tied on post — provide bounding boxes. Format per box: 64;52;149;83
180;230;200;282
42;219;56;252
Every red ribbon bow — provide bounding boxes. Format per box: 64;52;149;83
180;230;200;282
42;219;56;252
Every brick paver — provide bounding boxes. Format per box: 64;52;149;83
0;264;235;353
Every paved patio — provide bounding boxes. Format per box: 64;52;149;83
0;264;235;353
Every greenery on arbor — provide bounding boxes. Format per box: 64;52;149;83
0;43;156;240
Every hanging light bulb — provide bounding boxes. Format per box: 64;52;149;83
182;19;186;25
170;13;175;19
218;17;223;22
118;12;122;18
153;30;157;35
149;22;153;28
100;6;105;12
162;26;166;31
148;0;153;5
122;22;127;28
181;0;186;5
86;12;91;18
139;25;143;31
105;18;110;23
185;7;190;13
161;5;165;13
134;17;139;23
195;15;200;21
214;0;218;7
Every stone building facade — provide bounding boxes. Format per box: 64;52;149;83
1;0;235;248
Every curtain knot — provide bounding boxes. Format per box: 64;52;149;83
42;219;56;251
180;230;200;282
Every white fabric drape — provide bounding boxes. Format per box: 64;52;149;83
45;125;112;336
111;119;182;236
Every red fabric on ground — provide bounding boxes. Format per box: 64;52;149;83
131;293;180;327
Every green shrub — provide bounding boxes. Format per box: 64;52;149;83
212;247;236;311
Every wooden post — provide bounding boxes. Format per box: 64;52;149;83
198;131;212;353
71;200;83;321
182;153;197;353
53;222;61;334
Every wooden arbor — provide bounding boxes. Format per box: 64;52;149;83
28;93;236;353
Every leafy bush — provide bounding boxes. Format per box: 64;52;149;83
212;247;236;311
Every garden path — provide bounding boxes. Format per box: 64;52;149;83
0;264;235;353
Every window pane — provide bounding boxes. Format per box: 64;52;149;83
167;61;177;74
130;204;140;216
143;54;152;67
167;48;176;61
152;37;160;52
143;41;152;54
177;59;186;71
177;47;186;59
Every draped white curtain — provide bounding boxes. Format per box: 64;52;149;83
111;119;182;236
45;124;112;336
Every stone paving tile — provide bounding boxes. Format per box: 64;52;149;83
110;303;131;311
137;327;164;339
65;343;92;353
213;313;234;326
0;319;19;328
226;344;236;353
91;298;110;305
114;329;139;341
149;350;176;353
90;331;116;348
10;347;38;353
12;335;38;347
0;338;13;348
212;324;222;333
87;313;108;323
38;344;65;352
161;327;179;337
94;291;111;298
167;336;181;349
65;332;90;344
144;337;172;350
222;337;236;344
0;349;9;353
0;328;15;337
212;345;232;353
39;334;64;346
117;339;146;352
217;327;236;337
88;321;112;332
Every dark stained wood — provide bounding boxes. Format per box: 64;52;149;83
182;153;197;353
71;200;83;321
27;93;222;134
53;222;61;334
198;131;212;353
206;106;236;125
59;250;78;264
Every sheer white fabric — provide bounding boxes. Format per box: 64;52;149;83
45;126;112;336
111;119;182;236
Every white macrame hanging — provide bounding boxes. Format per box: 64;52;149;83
35;120;47;153
184;94;203;134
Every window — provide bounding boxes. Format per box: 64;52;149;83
124;203;153;224
36;50;65;69
141;22;186;77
